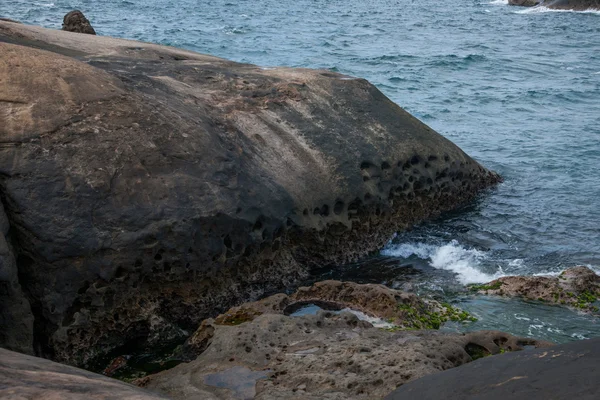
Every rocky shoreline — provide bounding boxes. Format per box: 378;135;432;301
1;11;599;400
0;17;500;367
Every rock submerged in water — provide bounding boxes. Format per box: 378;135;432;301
62;10;96;34
508;0;600;9
470;266;600;313
508;0;542;6
138;281;551;399
0;20;500;366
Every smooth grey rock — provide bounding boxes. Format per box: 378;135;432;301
0;347;169;399
385;337;600;400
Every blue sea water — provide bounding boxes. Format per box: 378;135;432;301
3;0;600;342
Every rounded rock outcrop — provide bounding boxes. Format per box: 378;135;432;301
0;21;501;366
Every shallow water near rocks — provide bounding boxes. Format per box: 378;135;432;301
4;0;600;349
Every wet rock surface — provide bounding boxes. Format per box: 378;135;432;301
62;10;96;35
385;337;600;400
0;21;500;367
199;280;478;341
141;312;550;399
0;347;168;399
508;0;542;6
471;266;600;313
509;0;600;9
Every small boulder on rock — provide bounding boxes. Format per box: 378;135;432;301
62;10;96;35
470;266;600;313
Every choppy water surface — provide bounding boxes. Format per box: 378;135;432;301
4;0;600;342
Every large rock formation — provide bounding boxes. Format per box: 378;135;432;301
0;21;500;366
509;0;600;9
0;347;168;399
385;337;600;400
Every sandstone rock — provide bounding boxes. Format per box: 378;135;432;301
62;10;96;35
471;266;600;313
0;347;168;399
0;21;500;367
385;337;600;400
202;280;477;351
141;311;551;400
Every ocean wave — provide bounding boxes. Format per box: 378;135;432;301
381;240;505;284
488;0;508;4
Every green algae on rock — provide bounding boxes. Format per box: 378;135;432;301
470;266;600;314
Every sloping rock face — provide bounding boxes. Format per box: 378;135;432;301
62;10;96;35
142;311;550;400
385;337;600;400
0;22;500;366
0;347;168;400
471;266;600;313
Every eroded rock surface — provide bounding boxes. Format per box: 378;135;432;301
141;311;550;400
198;280;476;345
62;10;96;35
0;21;500;367
471;266;600;313
0;347;168;399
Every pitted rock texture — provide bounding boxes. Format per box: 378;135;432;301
141;311;551;400
509;0;600;9
0;21;500;367
472;266;600;313
189;280;475;354
0;347;168;400
62;10;96;35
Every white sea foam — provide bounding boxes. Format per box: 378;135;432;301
488;0;508;4
382;240;504;284
516;6;600;15
341;308;395;329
